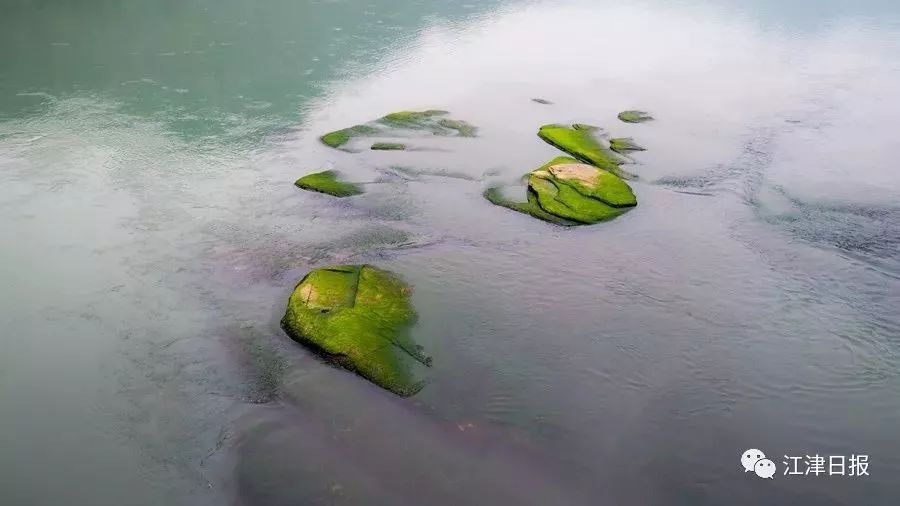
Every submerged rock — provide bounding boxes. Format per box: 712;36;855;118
609;137;645;154
319;110;478;150
537;124;634;179
617;110;653;123
436;118;478;137
377;109;449;132
371;142;407;151
281;265;431;396
484;156;636;225
294;170;363;197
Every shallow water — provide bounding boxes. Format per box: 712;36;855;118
2;0;900;504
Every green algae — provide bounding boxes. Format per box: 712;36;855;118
618;110;653;123
483;186;579;226
371;142;407;151
379;109;448;125
536;124;634;179
537;161;636;208
377;109;453;135
281;265;431;397
294;170;364;197
609;137;645;154
319;110;478;150
528;172;627;223
320;124;381;149
437;118;478;137
484;156;636;225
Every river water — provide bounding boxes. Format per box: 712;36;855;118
2;0;899;505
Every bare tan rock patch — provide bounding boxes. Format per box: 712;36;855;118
548;163;601;186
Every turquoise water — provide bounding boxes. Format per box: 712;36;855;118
2;1;900;504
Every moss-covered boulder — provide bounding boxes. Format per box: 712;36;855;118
537;124;634;179
281;265;431;396
319;110;478;150
618;110;653;123
484;156;636;225
294;170;363;197
609;137;645;154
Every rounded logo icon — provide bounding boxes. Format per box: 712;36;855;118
754;458;776;479
741;449;766;472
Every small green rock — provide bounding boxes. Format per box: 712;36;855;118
617;110;653;123
281;265;430;396
609;137;645;154
537;124;633;179
295;170;363;197
371;142;407;151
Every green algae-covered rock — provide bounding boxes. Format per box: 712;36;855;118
618;110;653;123
484;156;636;225
295;170;363;197
320;124;381;149
609;137;645;154
371;142;407;151
529;163;634;223
537;124;634;179
319;110;478;150
281;265;431;396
